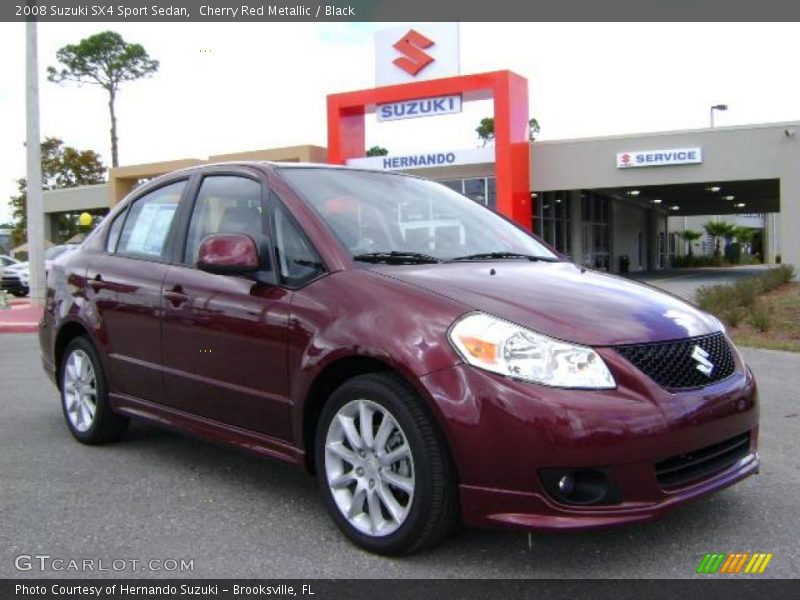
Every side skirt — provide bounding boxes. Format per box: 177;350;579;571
110;393;306;469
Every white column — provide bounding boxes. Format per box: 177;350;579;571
764;212;779;264
25;21;46;305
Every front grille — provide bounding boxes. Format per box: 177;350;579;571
615;332;735;390
1;275;22;289
655;432;751;490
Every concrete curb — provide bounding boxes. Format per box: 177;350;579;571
0;301;42;334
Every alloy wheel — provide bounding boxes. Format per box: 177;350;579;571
62;349;97;433
324;399;415;537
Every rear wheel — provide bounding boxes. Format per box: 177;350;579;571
315;373;458;555
60;336;128;444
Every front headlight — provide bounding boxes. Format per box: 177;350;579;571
448;313;616;389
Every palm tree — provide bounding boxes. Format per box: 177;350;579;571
677;229;703;256
703;221;735;259
732;226;756;245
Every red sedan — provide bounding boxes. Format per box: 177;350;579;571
40;163;759;555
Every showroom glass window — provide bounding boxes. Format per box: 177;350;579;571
534;191;571;256
581;192;610;271
437;177;497;210
116;181;185;258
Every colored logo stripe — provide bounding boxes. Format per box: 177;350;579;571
744;553;773;574
697;553;726;573
720;553;749;573
697;553;773;574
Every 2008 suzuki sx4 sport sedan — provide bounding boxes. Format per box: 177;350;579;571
40;162;759;555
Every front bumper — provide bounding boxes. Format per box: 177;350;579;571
419;344;759;531
1;275;28;293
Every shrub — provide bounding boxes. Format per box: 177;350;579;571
671;255;717;268
670;255;688;268
695;265;795;327
740;253;761;266
696;284;747;326
733;278;760;308
721;305;747;327
748;304;773;333
776;264;796;284
758;264;796;293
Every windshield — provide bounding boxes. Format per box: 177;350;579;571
279;168;557;262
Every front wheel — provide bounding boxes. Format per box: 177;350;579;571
60;336;128;445
315;373;458;555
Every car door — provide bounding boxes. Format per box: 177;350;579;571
87;178;188;405
160;171;294;440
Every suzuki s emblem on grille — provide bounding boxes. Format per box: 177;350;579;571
692;345;715;377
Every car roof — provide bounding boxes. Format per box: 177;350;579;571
124;161;424;206
169;160;418;179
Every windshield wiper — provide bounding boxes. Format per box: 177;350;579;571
447;251;558;262
353;251;442;265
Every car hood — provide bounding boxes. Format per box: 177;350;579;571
374;261;721;346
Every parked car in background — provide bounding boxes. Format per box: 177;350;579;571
1;254;28;297
0;255;18;269
40;163;759;555
1;245;80;297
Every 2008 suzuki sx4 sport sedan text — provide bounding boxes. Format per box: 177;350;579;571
40;162;759;555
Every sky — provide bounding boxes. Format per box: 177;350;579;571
1;21;800;224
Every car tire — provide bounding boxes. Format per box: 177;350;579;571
12;289;27;297
60;336;128;445
315;372;458;555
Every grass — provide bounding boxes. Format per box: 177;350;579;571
695;265;799;352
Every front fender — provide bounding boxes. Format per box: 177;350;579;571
285;269;468;448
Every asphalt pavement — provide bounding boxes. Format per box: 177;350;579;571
1;333;798;579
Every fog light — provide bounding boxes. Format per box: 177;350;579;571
557;474;574;495
539;468;621;506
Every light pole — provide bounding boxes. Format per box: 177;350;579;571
710;104;728;128
25;19;46;305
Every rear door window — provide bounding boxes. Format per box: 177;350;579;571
117;181;185;259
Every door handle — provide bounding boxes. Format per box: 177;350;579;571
163;285;189;307
88;274;106;291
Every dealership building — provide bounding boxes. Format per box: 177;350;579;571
38;24;799;272
41;119;797;272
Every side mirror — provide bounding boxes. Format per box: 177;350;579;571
197;233;260;275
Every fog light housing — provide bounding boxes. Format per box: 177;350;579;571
540;468;620;506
